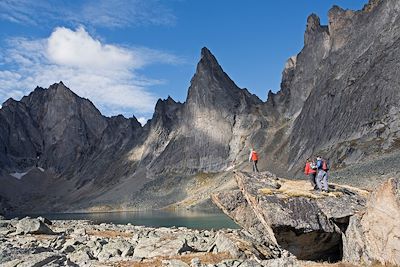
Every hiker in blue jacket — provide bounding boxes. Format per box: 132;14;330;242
316;156;329;192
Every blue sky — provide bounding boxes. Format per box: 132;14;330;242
0;0;368;123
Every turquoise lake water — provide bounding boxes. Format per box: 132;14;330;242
11;210;239;230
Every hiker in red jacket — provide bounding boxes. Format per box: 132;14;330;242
249;148;259;173
304;158;317;189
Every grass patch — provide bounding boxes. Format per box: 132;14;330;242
87;229;133;238
258;188;276;195
257;179;359;199
283;189;321;199
107;252;233;267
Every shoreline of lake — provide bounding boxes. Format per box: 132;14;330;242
3;209;239;230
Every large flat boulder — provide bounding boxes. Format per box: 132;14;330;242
343;177;400;266
213;171;368;261
133;237;194;258
16;217;54;235
2;252;66;267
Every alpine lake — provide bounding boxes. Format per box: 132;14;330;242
9;209;239;230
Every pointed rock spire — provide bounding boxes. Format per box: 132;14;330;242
186;47;241;106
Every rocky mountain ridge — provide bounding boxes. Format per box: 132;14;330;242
1;0;400;213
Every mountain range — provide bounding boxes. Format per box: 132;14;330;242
1;0;400;213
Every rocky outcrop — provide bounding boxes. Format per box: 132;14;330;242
213;171;368;262
211;190;276;246
343;177;400;266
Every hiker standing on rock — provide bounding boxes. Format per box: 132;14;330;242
304;158;317;189
249;148;259;173
316;156;329;192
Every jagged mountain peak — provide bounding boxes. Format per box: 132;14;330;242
2;98;18;108
362;0;382;13
304;13;329;47
186;47;249;108
199;47;219;66
152;95;182;125
47;81;77;96
154;96;180;110
194;47;226;80
306;13;322;31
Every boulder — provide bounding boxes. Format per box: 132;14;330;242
133;237;194;258
68;249;95;265
37;216;52;225
121;245;134;258
211;231;277;261
211;190;276;245
72;228;86;236
213;171;368;261
2;252;66;267
211;232;243;259
97;241;126;261
190;257;201;267
162;259;190;267
51;235;67;250
0;219;9;227
343;178;400;266
16;217;54;235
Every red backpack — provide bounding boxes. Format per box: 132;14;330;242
322;160;329;171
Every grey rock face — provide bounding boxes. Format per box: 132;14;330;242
342;177;400;266
211;190;276;246
279;0;400;174
144;47;264;176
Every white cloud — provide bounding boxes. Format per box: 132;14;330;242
0;27;182;118
0;0;176;28
47;27;138;69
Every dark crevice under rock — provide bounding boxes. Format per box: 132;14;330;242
273;226;343;262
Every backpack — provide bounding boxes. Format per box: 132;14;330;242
322;160;330;171
310;162;317;170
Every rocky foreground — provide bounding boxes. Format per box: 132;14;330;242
0;215;317;267
213;171;400;266
0;171;399;267
0;216;269;267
